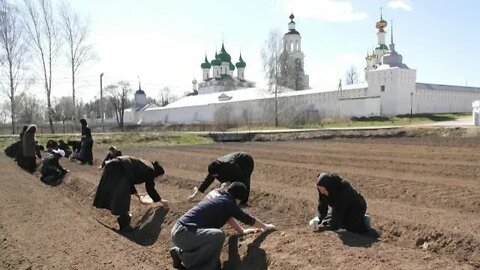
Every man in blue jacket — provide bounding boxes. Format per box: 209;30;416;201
171;182;275;270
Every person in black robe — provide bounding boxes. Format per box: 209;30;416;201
188;152;254;204
40;149;69;184
14;126;28;165
77;119;94;165
99;146;123;169
57;140;72;158
93;156;169;232
310;173;370;234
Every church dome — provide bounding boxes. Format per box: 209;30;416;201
211;58;221;66
229;62;235;71
218;43;231;62
235;54;246;68
135;89;145;95
200;56;211;69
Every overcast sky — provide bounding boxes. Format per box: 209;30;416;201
17;0;480;102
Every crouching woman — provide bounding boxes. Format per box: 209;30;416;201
93;156;169;232
40;149;69;184
310;173;370;234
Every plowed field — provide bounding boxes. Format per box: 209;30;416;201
1;137;479;269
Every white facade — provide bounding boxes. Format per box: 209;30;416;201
122;11;480;126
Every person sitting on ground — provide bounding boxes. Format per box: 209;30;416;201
93;156;169;232
21;125;40;173
188;152;254;205
77;119;94;165
40;149;69;184
309;173;371;234
99;146;123;169
171;182;275;270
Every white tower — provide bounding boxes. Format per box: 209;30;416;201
366;9;390;71
134;80;148;111
282;13;309;90
192;78;197;91
201;55;211;81
236;53;246;80
211;52;221;79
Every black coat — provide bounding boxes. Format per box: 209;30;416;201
93;156;164;215
317;173;368;233
198;152;254;193
41;153;67;178
4;141;20;158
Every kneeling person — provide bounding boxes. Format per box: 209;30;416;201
93;156;168;232
310;173;370;234
40;149;69;184
171;182;275;270
99;146;123;169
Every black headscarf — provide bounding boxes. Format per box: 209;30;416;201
316;172;343;198
152;161;165;177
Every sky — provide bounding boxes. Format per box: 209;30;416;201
15;0;480;103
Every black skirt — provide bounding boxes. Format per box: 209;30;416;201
93;161;131;215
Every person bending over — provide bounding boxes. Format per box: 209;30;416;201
171;182;275;270
188;152;254;204
309;173;371;234
40;149;69;184
93;156;169;232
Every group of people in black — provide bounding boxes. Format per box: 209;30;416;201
92;149;372;270
5;121;372;270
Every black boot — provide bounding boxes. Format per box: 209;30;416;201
117;215;133;232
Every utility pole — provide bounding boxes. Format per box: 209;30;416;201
410;92;413;115
100;73;104;132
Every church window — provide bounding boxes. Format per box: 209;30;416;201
381;85;385;92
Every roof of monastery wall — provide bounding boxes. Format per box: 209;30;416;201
416;83;480;93
145;83;368;111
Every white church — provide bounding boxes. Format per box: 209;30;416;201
124;12;480;126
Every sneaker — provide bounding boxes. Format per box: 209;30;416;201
169;248;186;270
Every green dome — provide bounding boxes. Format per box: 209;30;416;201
376;44;389;50
229;62;235;71
235;54;246;68
200;55;211;69
211;59;221;66
218;43;231;62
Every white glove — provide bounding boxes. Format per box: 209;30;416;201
309;217;321;231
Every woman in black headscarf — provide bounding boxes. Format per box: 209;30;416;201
93;156;169;232
311;173;369;234
78;118;94;165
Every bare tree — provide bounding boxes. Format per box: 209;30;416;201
105;81;132;129
159;86;177;106
23;0;59;133
345;66;359;85
17;92;44;124
261;29;286;127
0;0;30;134
58;1;94;121
52;96;73;124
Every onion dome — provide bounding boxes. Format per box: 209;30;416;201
285;13;300;35
376;9;388;31
235;54;246;68
200;55;211;69
218;43;231;62
229;62;235;71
